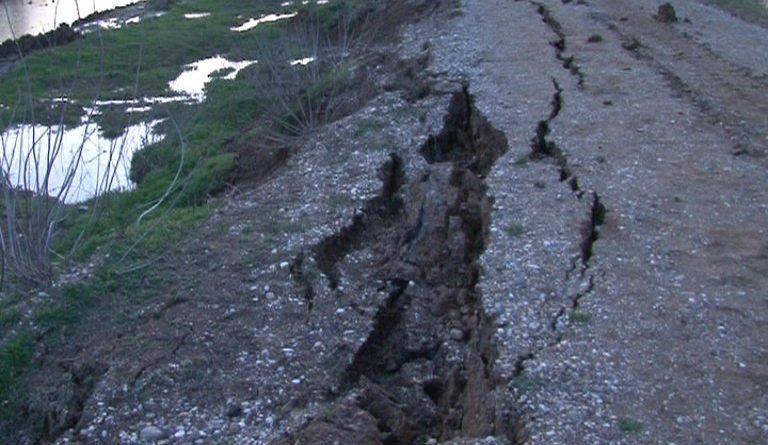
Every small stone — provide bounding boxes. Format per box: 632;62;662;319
139;425;167;441
450;328;465;341
227;404;243;418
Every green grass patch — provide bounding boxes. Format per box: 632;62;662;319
511;374;546;394
0;0;284;109
268;218;304;236
618;417;644;434
568;309;592;325
0;331;34;419
0;309;21;331
353;118;384;138
513;156;529;167
505;222;526;237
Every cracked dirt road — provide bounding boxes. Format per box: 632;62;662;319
410;0;768;442
20;1;767;444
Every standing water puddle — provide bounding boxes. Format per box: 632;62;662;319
0;120;162;202
168;56;257;100
290;57;315;66
0;52;259;202
0;0;143;42
184;12;211;19
231;12;298;32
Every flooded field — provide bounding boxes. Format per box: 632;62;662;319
0;0;142;42
0;119;162;202
0;51;262;201
0;0;326;202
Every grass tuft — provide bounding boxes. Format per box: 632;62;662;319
505;222;526;237
568;310;592;325
619;417;644;434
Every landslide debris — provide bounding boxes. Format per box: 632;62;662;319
275;87;519;445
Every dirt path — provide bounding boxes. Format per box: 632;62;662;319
408;0;767;442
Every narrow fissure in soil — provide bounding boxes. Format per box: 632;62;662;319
531;2;585;87
514;59;607;372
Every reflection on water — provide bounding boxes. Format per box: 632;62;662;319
0;50;257;201
0;119;163;202
290;57;315;66
0;0;141;42
169;56;257;100
231;12;297;32
184;12;210;19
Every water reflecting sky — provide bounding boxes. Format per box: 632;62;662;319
0;0;140;42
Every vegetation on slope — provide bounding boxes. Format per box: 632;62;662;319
0;0;373;438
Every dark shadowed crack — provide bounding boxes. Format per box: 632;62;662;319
527;80;606;271
130;327;193;387
312;155;405;289
514;47;607;370
529;79;583;199
579;192;606;268
530;1;586;88
289;252;317;313
273;87;524;444
420;83;509;176
27;362;109;444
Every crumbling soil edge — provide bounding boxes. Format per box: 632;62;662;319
278;86;525;444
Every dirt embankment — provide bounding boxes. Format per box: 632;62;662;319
0;1;527;444
4;0;768;443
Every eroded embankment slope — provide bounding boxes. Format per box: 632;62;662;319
6;0;768;443
3;1;528;443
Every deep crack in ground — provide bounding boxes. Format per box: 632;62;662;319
275;86;523;444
